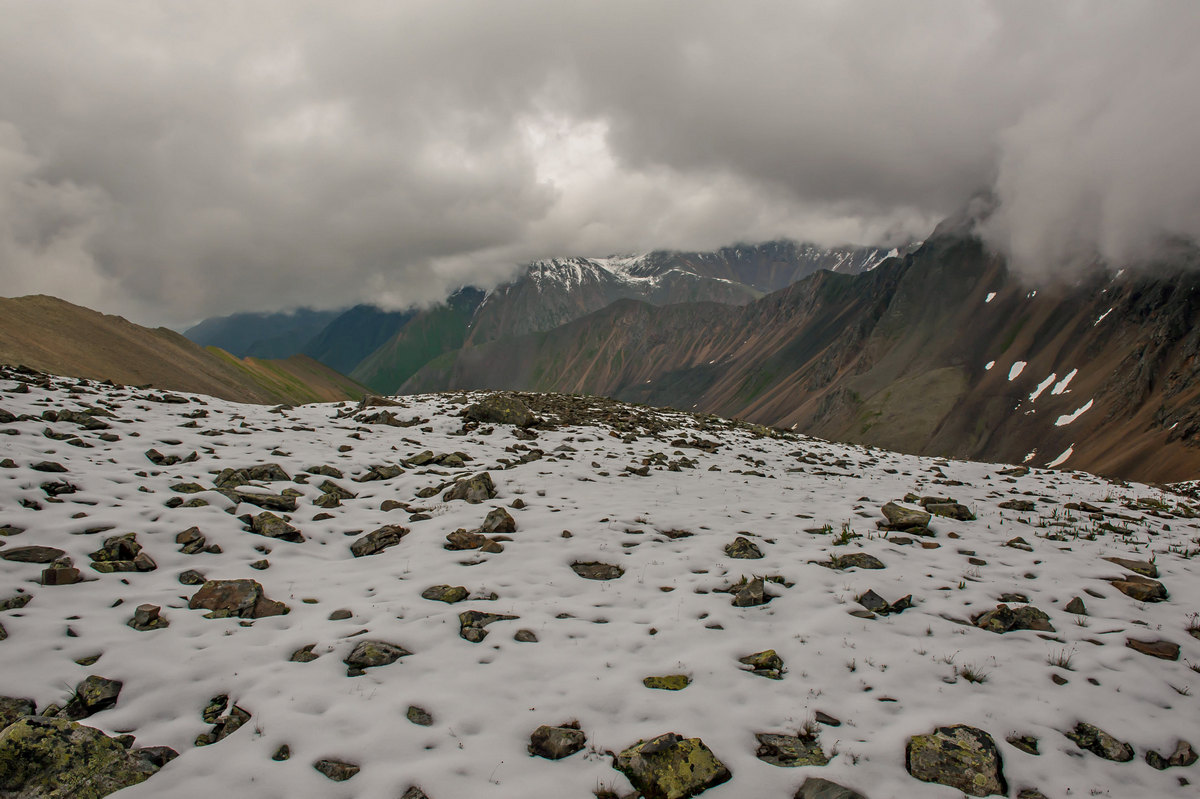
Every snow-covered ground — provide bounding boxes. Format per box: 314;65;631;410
1;369;1199;798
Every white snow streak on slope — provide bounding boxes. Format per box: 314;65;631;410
1023;450;1037;463
985;292;996;303
1047;445;1075;468
1095;308;1113;325
1051;369;1078;395
984;360;995;371
1029;374;1057;402
1008;361;1026;380
0;375;1197;799
1055;399;1094;426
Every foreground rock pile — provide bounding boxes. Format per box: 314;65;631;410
1;365;1199;797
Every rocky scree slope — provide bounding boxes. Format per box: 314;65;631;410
0;372;1198;797
401;227;1200;483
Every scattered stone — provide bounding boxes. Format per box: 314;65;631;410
643;675;691;691
514;629;538;643
465;394;536;428
30;461;68;473
188;579;290;619
724;536;763;559
1126;638;1180;660
245;511;304;543
289;644;318;663
176;526;207;554
313;758;359;781
343;640;411;675
479;507;516;534
401;787;431;799
1064;596;1087;615
1103;557;1158;578
407;706;434;727
614;732;731;799
754;732;829;767
998;499;1036;512
0;716;162;795
350;524;408;557
794;777;868;799
974;604;1054;633
272;744;291;761
127;603;168;631
2;545;66;563
444;529;493;551
738;649;785;679
89;533;156;572
828;552;885;570
926;502;976;521
195;703;250;745
814;711;841;727
1006;734;1040;756
1145;740;1198;770
529;721;586;759
178;569;206;585
1064;722;1134;762
421;585;469;603
0;696;36;728
1005;537;1034;552
458;610;519;643
571;561;624;580
328;608;352;620
1109;575;1168;602
443;472;497;503
730;576;772;607
906;725;1007;796
63;675;122;720
40;565;82;585
881;501;931;531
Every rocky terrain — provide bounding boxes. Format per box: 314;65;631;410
1;366;1199;797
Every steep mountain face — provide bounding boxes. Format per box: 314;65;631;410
301;304;416;376
353;242;894;394
0;295;368;405
401;232;1200;482
184;307;343;359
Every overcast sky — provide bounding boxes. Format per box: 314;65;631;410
1;1;1198;326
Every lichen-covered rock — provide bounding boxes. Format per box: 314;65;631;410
1064;722;1134;762
63;676;122;721
188;579;289;619
1145;739;1198;770
571;561;624;580
906;725;1007;796
465;394;536;428
794;776;869;799
738;649;785;679
730;576;773;607
828;553;885;570
343;640;411;674
127;604;168;631
724;536;763;559
614;732;731;799
406;706;433;727
528;721;586;759
349;524;408;557
313;758;359;781
458;610;519;643
421;585;469;603
0;716;160;797
754;732;829;767
244;511;304;543
974;604;1054;633
1;546;66;564
643;675;691;691
881;502;931;530
0;696;36;728
998;499;1036;512
176;526;206;554
443;473;497;503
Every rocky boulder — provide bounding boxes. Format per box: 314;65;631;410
188;579;290;619
0;716;162;796
528;721;586;759
614;732;732;799
724;536;763;559
1064;722;1134;761
343;640;412;676
443;472;497;503
63;676;122;721
349;524;408;557
244;512;304;543
738;649;785;680
458;610;519;643
754;732;829;767
880;502;931;531
794;777;869;799
906;725;1006;796
464;394;536;428
1109;574;1168;602
570;561;624;581
973;604;1054;633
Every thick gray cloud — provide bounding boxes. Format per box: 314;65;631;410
0;1;1197;325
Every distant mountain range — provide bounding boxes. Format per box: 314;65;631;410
0;295;368;405
185;241;902;393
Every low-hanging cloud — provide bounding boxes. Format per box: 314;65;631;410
0;1;1197;325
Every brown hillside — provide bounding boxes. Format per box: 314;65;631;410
0;295;367;405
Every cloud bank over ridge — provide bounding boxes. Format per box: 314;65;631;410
0;1;1197;324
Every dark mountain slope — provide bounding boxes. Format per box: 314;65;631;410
184;307;342;359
